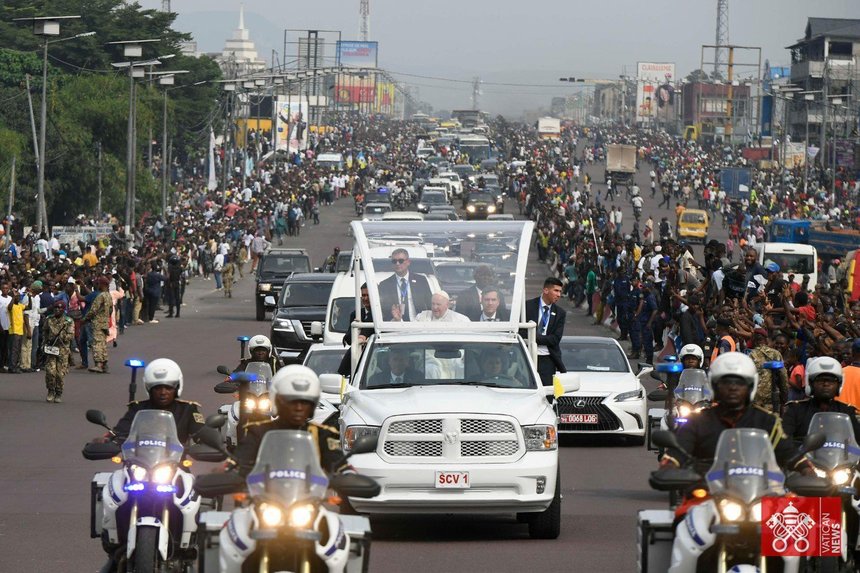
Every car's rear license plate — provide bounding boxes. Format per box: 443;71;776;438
560;413;598;424
435;471;470;489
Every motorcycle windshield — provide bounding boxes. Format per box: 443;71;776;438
121;410;183;468
246;430;329;504
244;363;274;397
674;369;712;404
807;412;860;471
705;428;784;504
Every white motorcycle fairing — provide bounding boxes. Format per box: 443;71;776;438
218;506;258;573
314;506;350;573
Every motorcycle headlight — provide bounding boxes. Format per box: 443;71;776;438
151;464;174;485
130;464;147;482
343;426;380;451
466;205;476;212
288;503;316;529
677;404;692;418
259;503;284;527
751;501;762;522
244;398;257;411
524;425;557;451
259;284;272;292
719;499;744;522
257;397;271;412
814;467;828;479
615;389;644;402
273;319;294;331
487;205;496;213
833;468;852;486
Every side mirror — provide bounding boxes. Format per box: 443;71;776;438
310;321;323;337
329;473;380;499
648;468;702;491
319;373;344;395
186;444;227;463
214;381;239;394
205;413;228;429
197;426;227;452
349;435;379;456
194;472;245;498
801;431;826;455
637;363;654;378
86;409;111;430
647;389;668;402
552;373;580;395
216;365;231;376
786;474;833;498
82;441;121;460
264;295;276;308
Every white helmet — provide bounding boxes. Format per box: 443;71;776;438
143;358;183;397
679;344;704;368
271;364;320;415
708;352;758;400
805;356;844;397
248;334;273;356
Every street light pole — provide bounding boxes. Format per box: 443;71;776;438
36;39;48;233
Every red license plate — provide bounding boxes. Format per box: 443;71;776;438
560;413;598;424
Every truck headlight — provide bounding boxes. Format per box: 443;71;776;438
259;503;284;527
487;205;496;213
615;389;643;402
466;205;476;212
259;284;272;292
343;426;380;451
523;425;557;451
273;319;294;331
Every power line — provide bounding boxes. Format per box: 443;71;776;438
386;69;584;88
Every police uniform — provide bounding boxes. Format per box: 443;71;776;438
782;398;860;446
612;275;632;338
43;314;73;399
232;419;348;477
665;404;800;475
113;399;205;444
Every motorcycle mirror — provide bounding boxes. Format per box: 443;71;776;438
329;473;380;499
214;381;239;394
86;409;110;430
186;443;227;464
82;441;121;461
216;365;231;376
785;474;833;498
651;430;683;452
647;389;668;402
195;472;245;498
205;413;228;429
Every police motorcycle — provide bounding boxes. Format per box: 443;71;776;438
194;428;380;573
647;368;713;453
802;411;860;570
640;428;826;573
83;408;225;573
215;363;276;450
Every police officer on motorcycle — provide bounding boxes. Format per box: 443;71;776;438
233;334;282;373
231;365;350;476
94;358;205;445
782;356;860;445
679;344;705;370
661;352;809;475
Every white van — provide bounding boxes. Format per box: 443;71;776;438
316;153;343;170
753;242;818;291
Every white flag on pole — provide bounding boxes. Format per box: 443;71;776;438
207;129;217;192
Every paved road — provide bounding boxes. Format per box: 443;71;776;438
0;159;708;571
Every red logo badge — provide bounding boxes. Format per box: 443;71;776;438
761;497;842;557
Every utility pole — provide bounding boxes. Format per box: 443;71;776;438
471;76;480;111
96;141;102;218
359;0;370;41
714;0;729;77
7;156;16;217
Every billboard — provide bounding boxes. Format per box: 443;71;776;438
275;99;308;152
636;62;676;122
337;41;378;68
335;75;376;103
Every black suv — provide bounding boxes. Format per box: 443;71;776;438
255;248;311;320
269;273;336;357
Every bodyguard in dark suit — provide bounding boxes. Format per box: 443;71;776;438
466;286;503;322
367;347;423;388
455;265;507;320
524;277;567;386
379;248;433;321
338;284;374;377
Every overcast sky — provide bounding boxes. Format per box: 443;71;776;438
142;0;858;116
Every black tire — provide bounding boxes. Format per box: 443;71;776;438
132;527;159;573
528;470;561;539
255;300;265;321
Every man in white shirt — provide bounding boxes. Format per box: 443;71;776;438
412;292;470;323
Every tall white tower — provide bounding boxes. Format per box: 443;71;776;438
714;0;729;77
360;0;370;41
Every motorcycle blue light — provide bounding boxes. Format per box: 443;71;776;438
763;361;784;369
656;362;683;373
237;336;251;342
124;482;145;492
664;355;678;362
156;485;176;494
125;359;145;368
230;372;258;382
675;418;688;424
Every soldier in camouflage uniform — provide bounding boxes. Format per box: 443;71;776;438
749;328;787;413
44;301;73;403
222;254;236;298
86;277;112;374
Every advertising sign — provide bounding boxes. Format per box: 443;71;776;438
275;99;308;152
636;62;676;122
336;41;378;68
335;76;376;104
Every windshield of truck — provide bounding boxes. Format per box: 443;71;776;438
762;252;815;275
261;255;310;274
807;412;860;471
247;430;329;502
705;428;784;504
361;342;536;389
279;282;331;307
121;410;183;467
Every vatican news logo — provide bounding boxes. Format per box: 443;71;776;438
761;498;842;557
